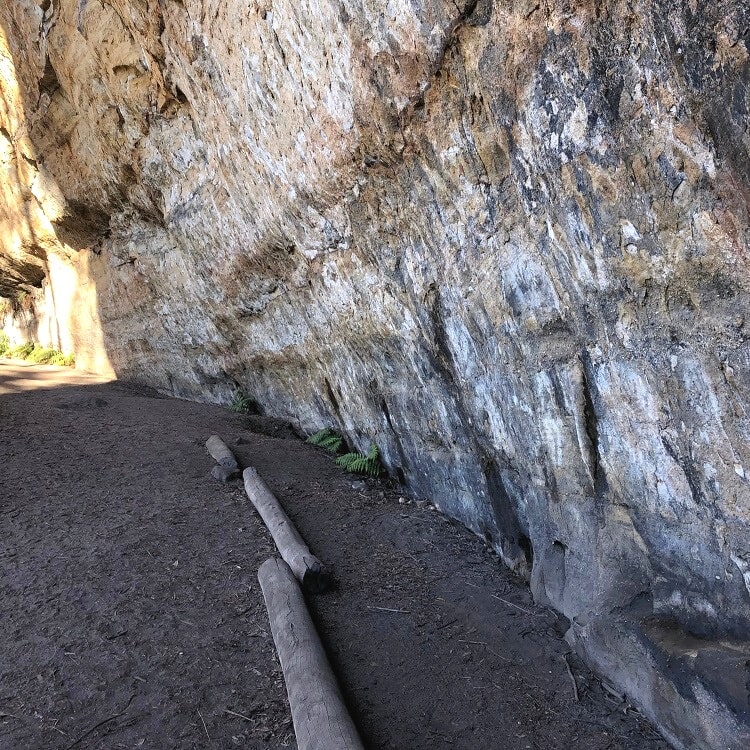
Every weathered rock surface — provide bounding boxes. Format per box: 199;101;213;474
1;1;749;746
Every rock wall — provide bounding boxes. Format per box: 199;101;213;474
1;1;749;746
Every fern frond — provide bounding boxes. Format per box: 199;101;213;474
307;428;333;445
335;453;352;470
335;444;382;476
307;428;344;453
321;435;343;452
230;391;254;413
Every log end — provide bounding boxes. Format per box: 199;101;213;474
302;561;333;594
211;463;240;482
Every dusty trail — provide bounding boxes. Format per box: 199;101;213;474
0;361;669;749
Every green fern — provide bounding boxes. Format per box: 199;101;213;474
230;390;254;413
335;444;383;477
306;428;343;453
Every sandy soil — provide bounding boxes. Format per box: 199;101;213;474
0;361;670;749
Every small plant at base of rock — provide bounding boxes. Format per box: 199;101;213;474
229;390;255;413
27;346;61;364
51;352;75;367
335;444;383;477
230;389;261;414
306;428;343;453
7;341;34;359
4;341;75;366
31;346;74;366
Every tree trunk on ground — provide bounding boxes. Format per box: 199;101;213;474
243;467;330;592
205;434;240;481
258;557;364;750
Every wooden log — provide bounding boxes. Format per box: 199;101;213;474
205;434;240;482
258;557;364;750
243;467;330;592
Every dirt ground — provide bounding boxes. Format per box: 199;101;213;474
0;360;671;750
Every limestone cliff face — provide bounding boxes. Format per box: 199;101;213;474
1;1;749;746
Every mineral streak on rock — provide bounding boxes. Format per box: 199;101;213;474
1;1;749;747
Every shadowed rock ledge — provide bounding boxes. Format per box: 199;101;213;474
1;1;748;746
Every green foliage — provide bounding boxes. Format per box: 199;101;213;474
28;347;75;366
2;341;74;367
306;428;343;453
335;443;383;477
27;346;59;364
230;390;255;413
51;352;75;367
8;341;34;359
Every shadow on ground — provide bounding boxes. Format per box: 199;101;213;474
0;362;669;749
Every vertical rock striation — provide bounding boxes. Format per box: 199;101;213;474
1;1;749;746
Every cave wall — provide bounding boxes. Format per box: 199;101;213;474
1;1;749;746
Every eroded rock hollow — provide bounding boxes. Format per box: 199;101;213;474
1;1;748;746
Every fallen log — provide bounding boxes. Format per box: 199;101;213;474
258;558;364;750
206;434;240;482
243;467;330;592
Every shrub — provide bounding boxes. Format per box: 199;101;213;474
50;352;75;367
335;444;383;477
7;341;34;359
27;346;58;364
0;332;8;355
2;340;74;366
